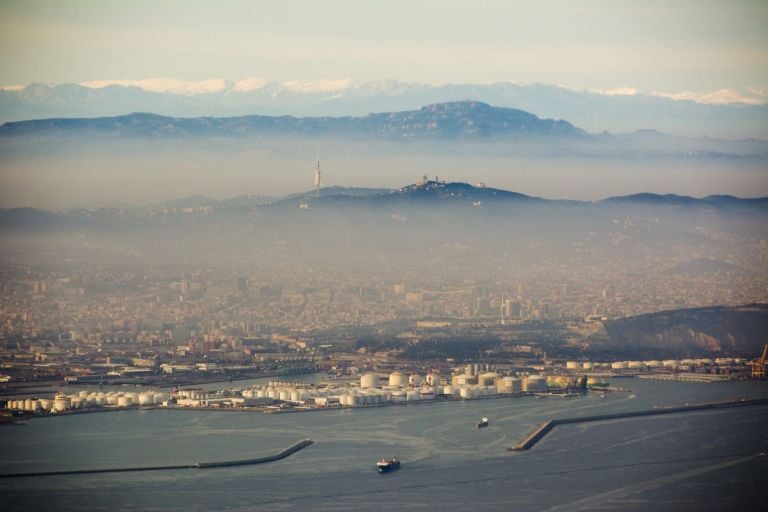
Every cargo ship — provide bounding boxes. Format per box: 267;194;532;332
476;416;489;428
377;456;400;473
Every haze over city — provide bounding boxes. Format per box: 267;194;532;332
1;2;767;511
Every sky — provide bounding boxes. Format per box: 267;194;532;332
1;0;767;93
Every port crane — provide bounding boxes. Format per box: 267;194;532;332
748;343;768;378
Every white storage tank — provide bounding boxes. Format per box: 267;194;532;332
458;387;471;398
646;360;662;368
582;362;593;370
406;390;421;401
611;361;628;370
523;375;547;392
478;372;498;387
426;372;442;386
498;376;522;394
455;374;477;386
389;371;407;387
53;396;71;412
628;361;645;369
566;361;581;370
442;385;454;396
391;390;406;402
39;399;53;411
663;360;679;368
360;373;380;389
138;392;155;406
409;373;423;387
117;396;133;407
420;386;435;400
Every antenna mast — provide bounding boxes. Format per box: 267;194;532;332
314;147;321;198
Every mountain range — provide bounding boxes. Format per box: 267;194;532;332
2;101;766;162
2;180;765;221
2;80;767;139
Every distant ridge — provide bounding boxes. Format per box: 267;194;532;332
600;193;714;207
0;101;585;140
602;304;768;358
0;180;766;215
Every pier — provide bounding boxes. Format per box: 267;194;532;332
509;397;768;451
0;439;313;479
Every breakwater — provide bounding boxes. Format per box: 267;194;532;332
0;438;313;479
509;398;768;451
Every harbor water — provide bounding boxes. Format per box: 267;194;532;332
1;378;767;511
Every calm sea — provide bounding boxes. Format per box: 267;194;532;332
1;378;767;511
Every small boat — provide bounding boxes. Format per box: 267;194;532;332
377;456;400;473
476;416;489;428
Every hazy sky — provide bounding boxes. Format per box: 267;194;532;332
1;0;766;92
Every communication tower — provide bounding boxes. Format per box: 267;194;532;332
314;147;321;197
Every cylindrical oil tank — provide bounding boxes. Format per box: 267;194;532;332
138;392;154;406
117;396;133;407
523;375;547;392
53;396;71;412
389;372;407;387
426;372;441;386
419;387;435;400
663;360;679;368
455;374;477;386
409;373;423;387
458;387;471;398
611;361;628;370
646;360;662;368
566;361;581;370
360;373;380;389
406;390;421;401
391;390;406;402
628;361;645;370
498;376;521;393
478;372;498;387
442;385;454;396
582;362;593;370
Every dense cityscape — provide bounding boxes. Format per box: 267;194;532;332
1;182;765;387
